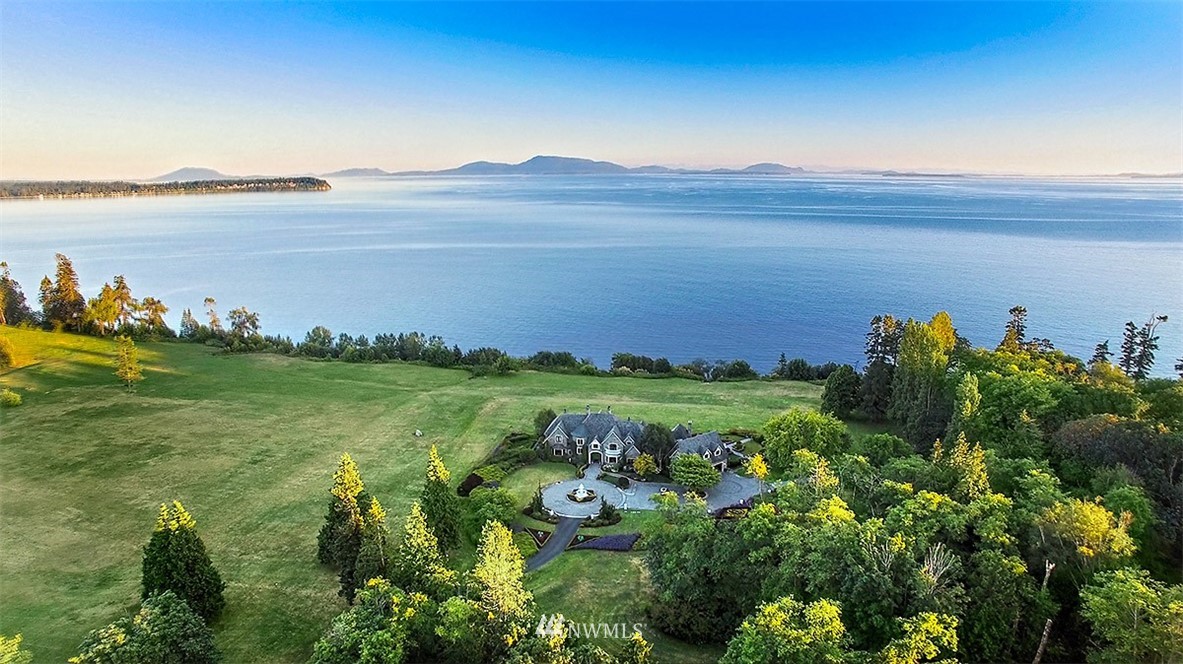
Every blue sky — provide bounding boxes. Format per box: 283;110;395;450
1;1;1180;178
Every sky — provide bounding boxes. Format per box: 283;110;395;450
1;1;1181;179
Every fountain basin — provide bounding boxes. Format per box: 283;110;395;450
566;488;598;503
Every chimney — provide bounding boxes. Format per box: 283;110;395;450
585;404;591;416
688;420;693;435
607;405;612;414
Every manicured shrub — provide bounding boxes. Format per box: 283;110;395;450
457;472;486;497
72;591;219;664
570;533;641;551
0;389;21;408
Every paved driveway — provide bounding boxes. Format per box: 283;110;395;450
525;516;583;571
541;467;761;515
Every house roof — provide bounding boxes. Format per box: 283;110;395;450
673;431;726;457
544;411;644;445
671;423;692;440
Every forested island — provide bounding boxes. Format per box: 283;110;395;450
0;177;331;199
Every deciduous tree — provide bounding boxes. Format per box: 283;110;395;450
762;407;849;470
633;453;657;478
671;453;721;492
821;364;861;418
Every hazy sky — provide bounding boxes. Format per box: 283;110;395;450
2;1;1181;179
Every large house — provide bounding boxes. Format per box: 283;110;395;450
541;407;729;473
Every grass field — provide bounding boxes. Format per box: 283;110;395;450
0;326;821;662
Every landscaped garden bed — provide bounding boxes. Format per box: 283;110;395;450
567;532;642;551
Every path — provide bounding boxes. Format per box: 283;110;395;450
525;516;583;571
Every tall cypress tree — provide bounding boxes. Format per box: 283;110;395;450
351;498;392;600
317;453;365;567
393;501;455;598
141;501;225;622
420;445;459;551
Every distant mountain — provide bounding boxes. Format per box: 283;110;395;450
323;167;393;177
388;155;808;177
741;162;806;174
430;155;630;175
149;167;237;182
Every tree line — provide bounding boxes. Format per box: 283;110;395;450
633;307;1181;663
0;177;330;199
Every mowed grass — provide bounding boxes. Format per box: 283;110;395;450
0;326;820;662
526;552;724;664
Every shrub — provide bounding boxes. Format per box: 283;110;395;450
71;591;219;664
474;465;508;483
513;531;538;559
467;486;517;534
0;336;14;368
0;389;21;408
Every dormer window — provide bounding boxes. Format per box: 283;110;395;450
575;437;584;444
714;448;722;456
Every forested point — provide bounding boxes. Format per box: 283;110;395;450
0;178;331;199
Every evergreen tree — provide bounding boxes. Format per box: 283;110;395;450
317;453;365;568
350;498;392;603
37;277;52;325
639;422;676;471
999;305;1028;351
180;308;199;339
1118;321;1139;377
0;262;35;326
115;335;144;391
392;501;455;598
944;373;981;443
861;359;894;422
1132;314;1168;380
111;275;136;327
1176;357;1183;380
865;314;904;365
533;408;557;439
470;520;534;656
820;364;861;418
1090;340;1113;367
420;445;459;550
141;501;226;622
40;254;85;329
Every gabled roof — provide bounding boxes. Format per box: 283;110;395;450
673;431;726;457
671;423;692;440
543;411;644;447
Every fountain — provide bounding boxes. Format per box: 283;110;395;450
566;482;597;503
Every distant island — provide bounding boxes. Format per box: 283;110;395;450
0;177;331;200
331;155;810;177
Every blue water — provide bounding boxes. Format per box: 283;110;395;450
2;175;1181;373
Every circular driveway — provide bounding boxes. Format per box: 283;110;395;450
540;478;626;518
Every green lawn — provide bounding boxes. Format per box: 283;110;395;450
526;551;724;664
0;326;819;662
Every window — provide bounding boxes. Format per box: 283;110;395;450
714;448;722;456
575;437;584;444
554;448;563;456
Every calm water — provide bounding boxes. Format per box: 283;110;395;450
2;175;1182;373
